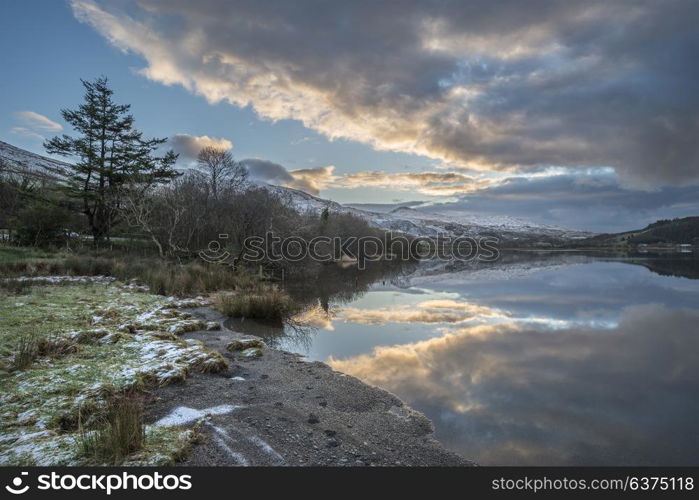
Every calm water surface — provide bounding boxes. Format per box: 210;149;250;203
227;252;699;465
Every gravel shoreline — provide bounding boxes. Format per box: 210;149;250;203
146;307;473;466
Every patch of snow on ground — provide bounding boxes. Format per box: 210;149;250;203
2;275;116;284
155;405;242;427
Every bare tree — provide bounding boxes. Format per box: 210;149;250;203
196;146;248;198
121;171;211;258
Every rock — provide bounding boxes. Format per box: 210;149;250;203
172;297;211;308
167;320;207;335
205;321;221;331
308;413;320;424
225;338;266;352
241;347;263;358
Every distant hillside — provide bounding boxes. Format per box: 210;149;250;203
0;140;68;179
630;217;699;244
580;216;699;247
2;139;593;246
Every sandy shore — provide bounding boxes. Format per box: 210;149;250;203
146;307;473;466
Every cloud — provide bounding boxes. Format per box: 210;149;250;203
423;169;699;232
13;111;63;132
335;170;497;196
169;133;233;160
329;305;699;464
339;299;506;325
241;158;335;195
241;162;499;197
11;111;62;141
10;127;46;142
287;166;336;195
290;136;317;146
291;304;334;330
71;0;699;187
207;154;699;230
333;166;699;232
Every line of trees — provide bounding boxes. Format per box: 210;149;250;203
1;77;385;276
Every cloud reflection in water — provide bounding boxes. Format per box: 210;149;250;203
329;304;699;465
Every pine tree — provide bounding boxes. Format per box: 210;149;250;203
44;77;178;245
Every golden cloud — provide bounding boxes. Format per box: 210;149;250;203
338;299;506;325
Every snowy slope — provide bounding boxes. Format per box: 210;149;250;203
384;206;592;239
390;252;595;288
0;140;594;244
0;140;69;177
256;181;595;243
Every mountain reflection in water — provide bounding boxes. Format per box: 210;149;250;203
225;252;699;465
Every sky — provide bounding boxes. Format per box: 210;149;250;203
1;0;698;232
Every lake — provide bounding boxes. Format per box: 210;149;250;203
226;251;699;465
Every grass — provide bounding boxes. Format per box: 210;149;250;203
0;247;244;297
0;245;273;464
78;392;146;465
215;283;299;321
0;282;228;465
0;279;33;295
11;332;37;371
0;246;60;264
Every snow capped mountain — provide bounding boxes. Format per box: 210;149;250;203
256;181;346;213
1;140;594;244
256;181;595;244
390;251;596;288
382;206;593;239
0;140;69;177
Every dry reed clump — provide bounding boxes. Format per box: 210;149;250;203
215;284;298;321
77;392;146;465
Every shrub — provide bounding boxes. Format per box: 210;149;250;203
36;335;79;357
78;393;146;465
12;202;72;248
12;332;38;370
215;284;299;321
0;251;244;297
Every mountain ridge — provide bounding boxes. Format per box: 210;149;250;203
0;140;69;177
1;139;594;245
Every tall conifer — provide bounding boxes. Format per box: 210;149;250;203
45;77;178;244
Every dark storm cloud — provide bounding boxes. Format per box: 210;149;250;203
241;158;334;195
241;159;293;185
426;170;699;231
73;0;699;186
